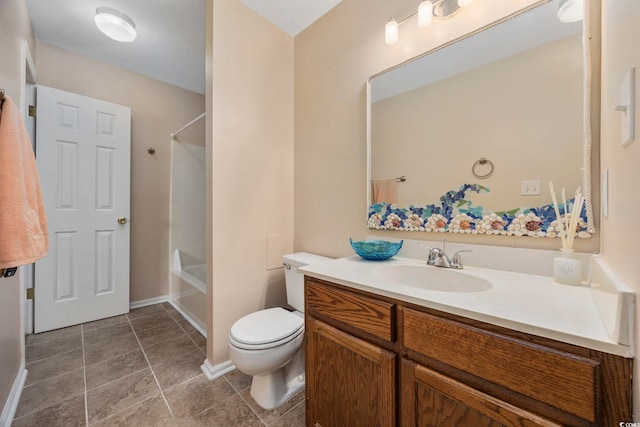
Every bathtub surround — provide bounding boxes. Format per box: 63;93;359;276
170;137;207;331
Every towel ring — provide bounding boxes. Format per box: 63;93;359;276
472;158;494;179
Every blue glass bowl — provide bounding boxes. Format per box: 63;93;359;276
350;239;403;261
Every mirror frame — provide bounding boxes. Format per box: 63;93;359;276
366;0;596;240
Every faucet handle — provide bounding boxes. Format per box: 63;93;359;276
420;245;443;265
450;249;472;269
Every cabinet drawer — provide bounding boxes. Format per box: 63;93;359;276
306;280;394;341
403;308;599;422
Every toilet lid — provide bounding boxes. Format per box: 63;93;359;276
230;307;304;346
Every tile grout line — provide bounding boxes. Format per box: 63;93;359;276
268;398;305;426
233;383;269;427
81;324;90;427
20;351;83;389
85;395;161;426
24;334;84;365
160;303;209;360
159;304;206;357
84;363;150;393
24;324;82;345
125;314;175;419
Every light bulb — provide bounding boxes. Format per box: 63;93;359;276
385;19;399;45
418;1;433;28
458;0;475;7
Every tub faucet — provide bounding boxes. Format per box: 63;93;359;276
425;246;472;269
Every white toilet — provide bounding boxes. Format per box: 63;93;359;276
228;252;331;410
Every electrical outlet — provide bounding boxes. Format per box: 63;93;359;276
521;180;541;196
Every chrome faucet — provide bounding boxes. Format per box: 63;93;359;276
425;243;472;269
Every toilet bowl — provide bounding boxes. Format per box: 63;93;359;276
228;308;305;409
228;252;331;410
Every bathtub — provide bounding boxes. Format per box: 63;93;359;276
171;250;206;334
177;263;206;293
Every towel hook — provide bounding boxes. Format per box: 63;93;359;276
472;157;494;179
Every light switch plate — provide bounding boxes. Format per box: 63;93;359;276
620;67;635;147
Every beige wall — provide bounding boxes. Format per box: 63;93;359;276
0;0;35;414
599;0;640;417
36;43;205;302
372;36;583;209
294;0;598;256
206;0;294;364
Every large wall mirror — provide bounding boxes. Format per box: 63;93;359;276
367;0;596;239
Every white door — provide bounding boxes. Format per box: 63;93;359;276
35;85;131;333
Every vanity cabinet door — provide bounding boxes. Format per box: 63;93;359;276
306;316;396;427
400;359;561;427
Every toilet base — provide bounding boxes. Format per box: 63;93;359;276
249;348;305;410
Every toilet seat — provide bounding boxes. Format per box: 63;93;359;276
229;307;304;350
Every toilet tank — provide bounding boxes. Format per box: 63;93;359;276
283;252;332;312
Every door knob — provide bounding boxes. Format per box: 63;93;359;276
117;217;127;225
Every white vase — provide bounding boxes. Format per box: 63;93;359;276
553;249;582;285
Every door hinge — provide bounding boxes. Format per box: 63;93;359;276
26;288;34;300
28;105;36;117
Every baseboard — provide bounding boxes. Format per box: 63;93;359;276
201;358;235;381
129;295;169;310
167;300;207;337
0;364;27;427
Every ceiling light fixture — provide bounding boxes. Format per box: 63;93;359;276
556;0;583;23
385;0;475;45
95;7;137;42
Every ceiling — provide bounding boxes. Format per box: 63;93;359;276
25;0;342;95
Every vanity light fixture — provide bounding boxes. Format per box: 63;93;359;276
385;0;475;45
94;7;137;42
556;0;583;23
417;1;434;28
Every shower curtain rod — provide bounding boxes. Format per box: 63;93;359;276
170;112;206;139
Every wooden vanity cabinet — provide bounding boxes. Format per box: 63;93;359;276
400;359;561;427
304;277;632;427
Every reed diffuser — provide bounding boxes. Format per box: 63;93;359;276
548;181;584;285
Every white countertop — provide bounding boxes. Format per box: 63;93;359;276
300;256;633;357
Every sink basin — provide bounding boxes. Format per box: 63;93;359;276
373;264;492;293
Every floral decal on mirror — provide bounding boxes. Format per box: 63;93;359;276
368;184;592;238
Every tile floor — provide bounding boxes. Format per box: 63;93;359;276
13;302;305;426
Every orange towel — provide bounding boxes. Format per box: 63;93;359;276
0;96;48;268
371;178;397;204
